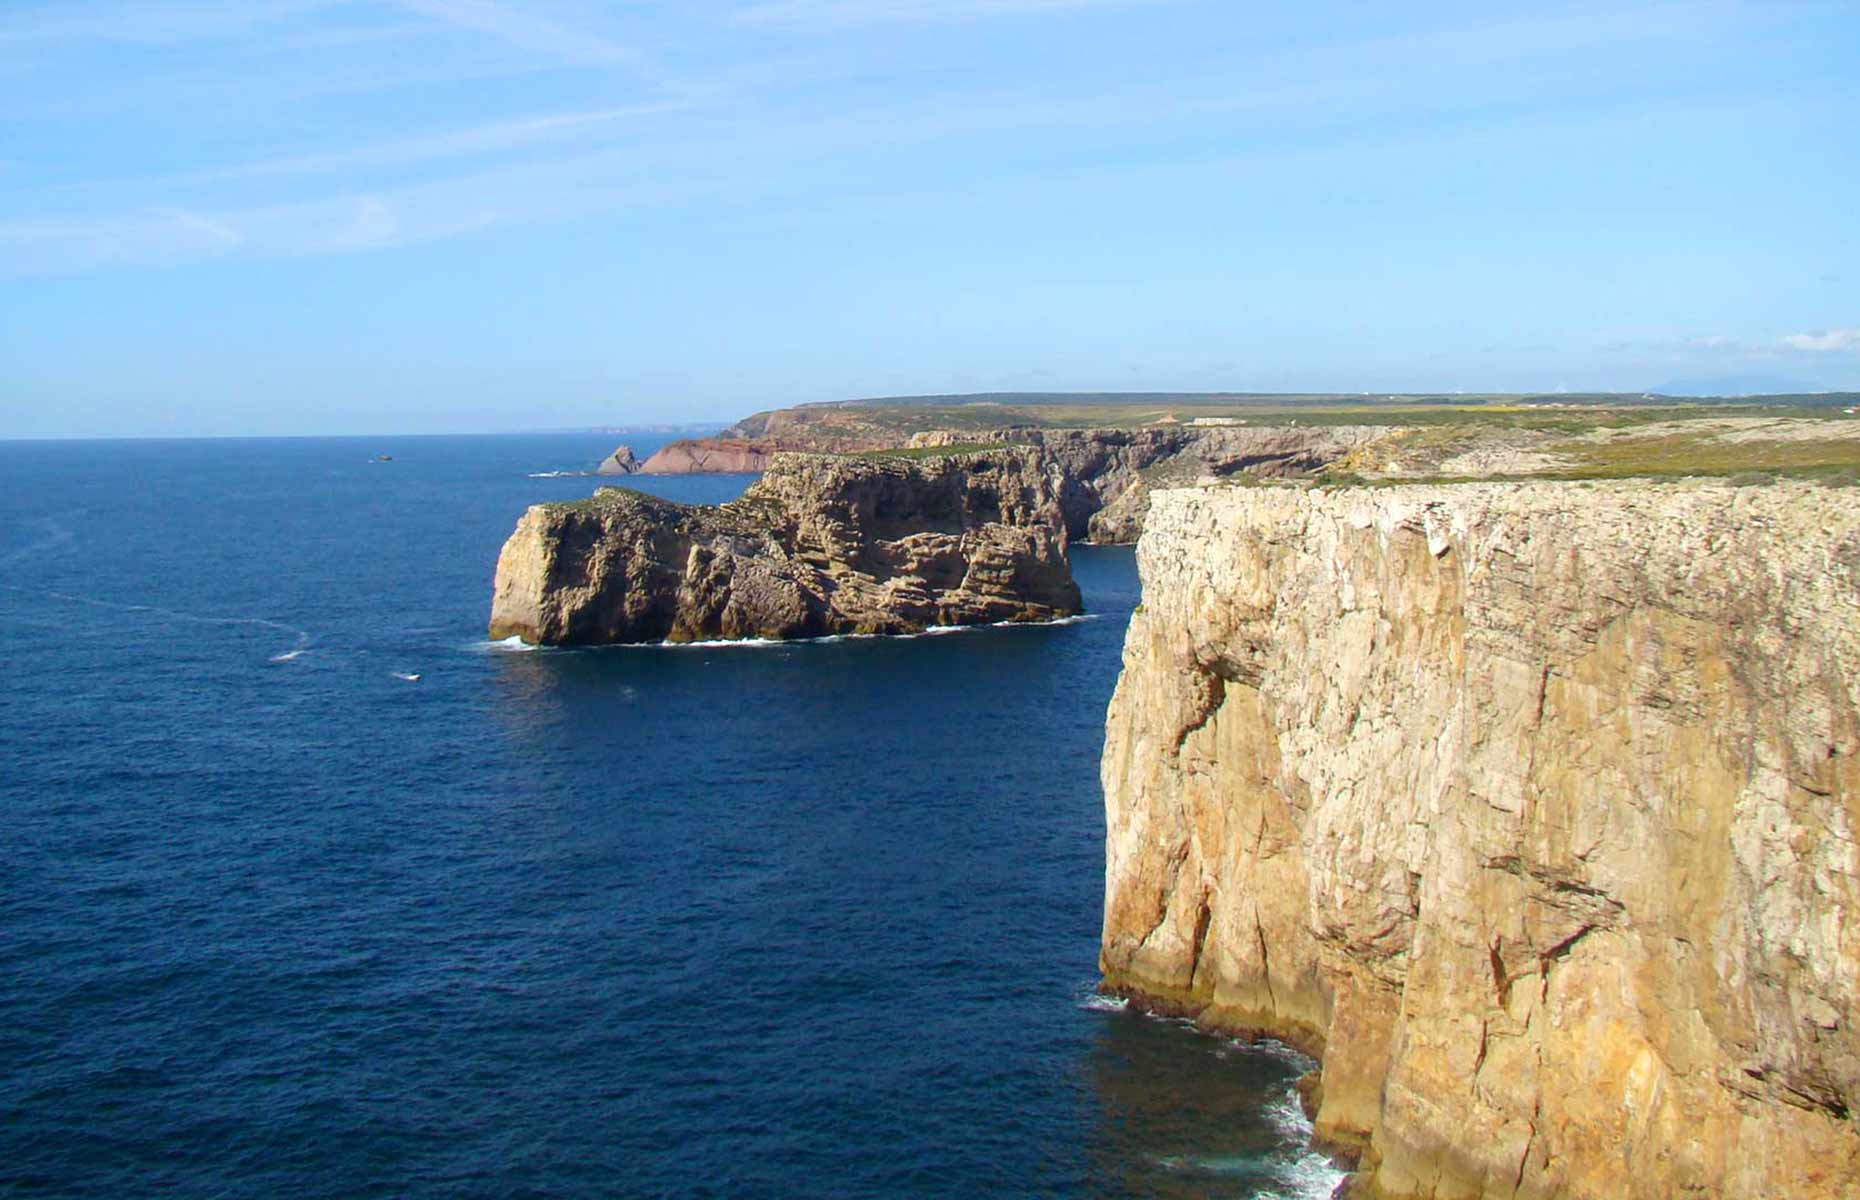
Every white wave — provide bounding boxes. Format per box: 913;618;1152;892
1263;1091;1314;1141
926;613;1101;635
1243;1036;1318;1073
466;635;540;653
653;637;789;649
526;470;588;478
458;612;1100;655
624;613;1101;650
1277;1149;1350;1199
1078;986;1342;1198
269;648;308;662
1262;1088;1350;1198
1153;1136;1346;1198
1077;993;1129;1013
392;671;422;681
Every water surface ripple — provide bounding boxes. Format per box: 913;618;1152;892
0;435;1341;1199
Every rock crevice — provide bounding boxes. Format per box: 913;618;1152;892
489;449;1081;644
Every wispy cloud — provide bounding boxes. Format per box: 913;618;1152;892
0;209;249;273
1600;328;1860;360
0;197;437;274
734;0;1160;26
387;0;640;63
1781;328;1860;352
0;144;710;273
179;101;698;184
0;0;334;47
0;0;1831;287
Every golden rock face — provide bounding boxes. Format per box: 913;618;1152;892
1100;479;1860;1200
487;449;1084;645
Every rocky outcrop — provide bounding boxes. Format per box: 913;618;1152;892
595;444;642;475
488;449;1081;644
636;421;952;473
637;438;779;474
1101;479;1860;1199
1020;425;1388;543
637;424;1390;542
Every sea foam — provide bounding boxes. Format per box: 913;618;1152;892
467;635;540;653
1076;993;1130;1014
637;612;1102;650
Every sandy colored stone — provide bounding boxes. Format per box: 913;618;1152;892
1101;478;1860;1199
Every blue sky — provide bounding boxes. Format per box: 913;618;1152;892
2;0;1856;436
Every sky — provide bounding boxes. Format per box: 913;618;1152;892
1;0;1857;437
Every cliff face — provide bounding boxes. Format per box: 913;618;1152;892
1020;425;1388;543
1101;480;1860;1199
638;424;1389;542
489;449;1080;645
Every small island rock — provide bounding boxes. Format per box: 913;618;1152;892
489;448;1083;645
595;445;642;475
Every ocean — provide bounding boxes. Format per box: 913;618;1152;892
0;433;1344;1199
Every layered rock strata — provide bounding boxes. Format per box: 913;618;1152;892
488;449;1081;645
637;438;777;474
1101;480;1860;1199
595;444;642;475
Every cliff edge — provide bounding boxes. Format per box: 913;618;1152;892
489;449;1080;644
638;424;1388;543
1101;479;1860;1199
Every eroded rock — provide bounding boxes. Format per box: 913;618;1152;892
488;449;1082;644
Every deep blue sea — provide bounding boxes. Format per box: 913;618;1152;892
0;434;1343;1199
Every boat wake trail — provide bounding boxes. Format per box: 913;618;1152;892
0;582;314;662
0;517;76;570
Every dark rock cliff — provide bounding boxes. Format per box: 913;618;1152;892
488;449;1081;645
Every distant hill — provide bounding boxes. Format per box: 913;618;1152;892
802;390;1859;410
1648;374;1859;400
804;391;1486;409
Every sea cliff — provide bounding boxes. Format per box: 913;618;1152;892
1100;480;1860;1199
489;449;1079;644
640;424;1386;542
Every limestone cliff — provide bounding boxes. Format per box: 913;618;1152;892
1101;480;1860;1199
488;449;1080;645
